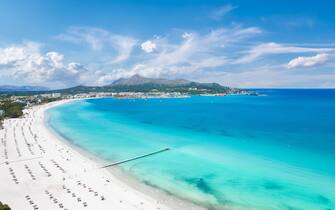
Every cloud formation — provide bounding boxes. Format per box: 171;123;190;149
103;26;260;80
2;23;334;88
236;42;334;64
287;53;331;69
51;25;264;85
57;27;137;64
0;42;89;86
141;40;156;53
209;4;237;20
195;65;335;88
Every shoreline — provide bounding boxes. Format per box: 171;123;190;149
43;99;208;210
0;98;207;210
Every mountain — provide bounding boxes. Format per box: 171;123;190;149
52;75;241;95
0;75;249;95
110;74;191;86
107;74;234;91
0;85;49;92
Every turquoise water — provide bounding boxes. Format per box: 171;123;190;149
47;89;335;210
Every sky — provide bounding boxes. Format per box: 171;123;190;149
0;0;335;88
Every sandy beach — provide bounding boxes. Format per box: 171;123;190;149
0;99;204;210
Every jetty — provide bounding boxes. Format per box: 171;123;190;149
101;147;170;168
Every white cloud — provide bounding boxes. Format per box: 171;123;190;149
196;67;335;88
209;4;237;20
56;27;108;51
141;40;156;53
54;25;262;83
46;52;64;68
109;35;137;64
236;42;334;64
57;27;137;64
182;32;193;39
4;23;334;88
287;53;331;69
0;42;89;87
108;26;259;79
0;42;42;65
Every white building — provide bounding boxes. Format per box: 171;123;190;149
52;93;61;98
40;93;61;98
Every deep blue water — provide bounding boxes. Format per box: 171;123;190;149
47;89;335;210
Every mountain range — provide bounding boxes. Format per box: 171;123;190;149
0;85;49;92
0;75;245;95
56;75;236;94
110;75;192;86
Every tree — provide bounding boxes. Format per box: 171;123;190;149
1;101;24;118
0;201;11;210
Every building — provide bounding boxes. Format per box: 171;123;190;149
40;93;61;98
52;93;61;98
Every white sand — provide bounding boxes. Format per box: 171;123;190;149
0;99;205;210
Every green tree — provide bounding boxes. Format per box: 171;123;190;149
1;101;24;118
0;201;11;210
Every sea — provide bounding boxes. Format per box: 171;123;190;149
46;89;335;210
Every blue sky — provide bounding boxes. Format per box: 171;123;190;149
0;0;334;88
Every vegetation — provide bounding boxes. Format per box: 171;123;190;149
0;119;3;129
46;82;242;95
0;97;26;128
0;100;25;118
0;201;11;210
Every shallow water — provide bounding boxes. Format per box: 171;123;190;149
47;89;335;210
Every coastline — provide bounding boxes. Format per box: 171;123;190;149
43;98;206;210
43;99;208;210
1;98;206;210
